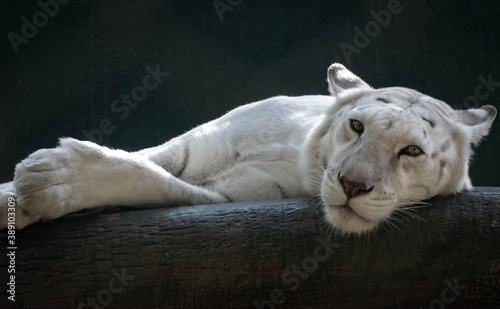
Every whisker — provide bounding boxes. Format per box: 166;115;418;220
398;205;429;210
396;199;431;207
382;218;401;231
396;209;428;222
390;216;411;229
388;215;406;223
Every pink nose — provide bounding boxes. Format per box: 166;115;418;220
339;175;373;199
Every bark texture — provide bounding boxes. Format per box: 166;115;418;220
1;188;499;308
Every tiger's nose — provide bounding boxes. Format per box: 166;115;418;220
339;174;374;199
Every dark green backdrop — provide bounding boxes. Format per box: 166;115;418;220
1;0;499;186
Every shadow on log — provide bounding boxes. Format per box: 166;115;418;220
1;187;500;308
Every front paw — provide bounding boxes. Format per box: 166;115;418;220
0;184;37;229
13;138;99;221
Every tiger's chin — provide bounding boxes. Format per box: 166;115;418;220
324;203;381;234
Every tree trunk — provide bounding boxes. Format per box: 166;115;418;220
1;187;499;309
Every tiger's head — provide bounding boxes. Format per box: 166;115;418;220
303;64;497;234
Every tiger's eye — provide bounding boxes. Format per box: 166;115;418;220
407;146;422;155
398;145;424;158
350;119;364;134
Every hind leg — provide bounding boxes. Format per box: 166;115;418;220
5;138;229;229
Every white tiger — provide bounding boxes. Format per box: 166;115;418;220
0;63;496;234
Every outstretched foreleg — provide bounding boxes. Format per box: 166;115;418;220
3;138;229;229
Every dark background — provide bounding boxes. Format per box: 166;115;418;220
0;0;499;186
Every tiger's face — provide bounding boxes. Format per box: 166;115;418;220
305;64;496;234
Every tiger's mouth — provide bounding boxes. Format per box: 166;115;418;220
331;203;373;224
321;186;383;233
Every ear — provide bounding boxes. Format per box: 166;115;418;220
327;63;371;96
454;105;497;145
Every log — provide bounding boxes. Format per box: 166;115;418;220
1;187;500;309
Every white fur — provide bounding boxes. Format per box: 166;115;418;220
0;64;496;233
